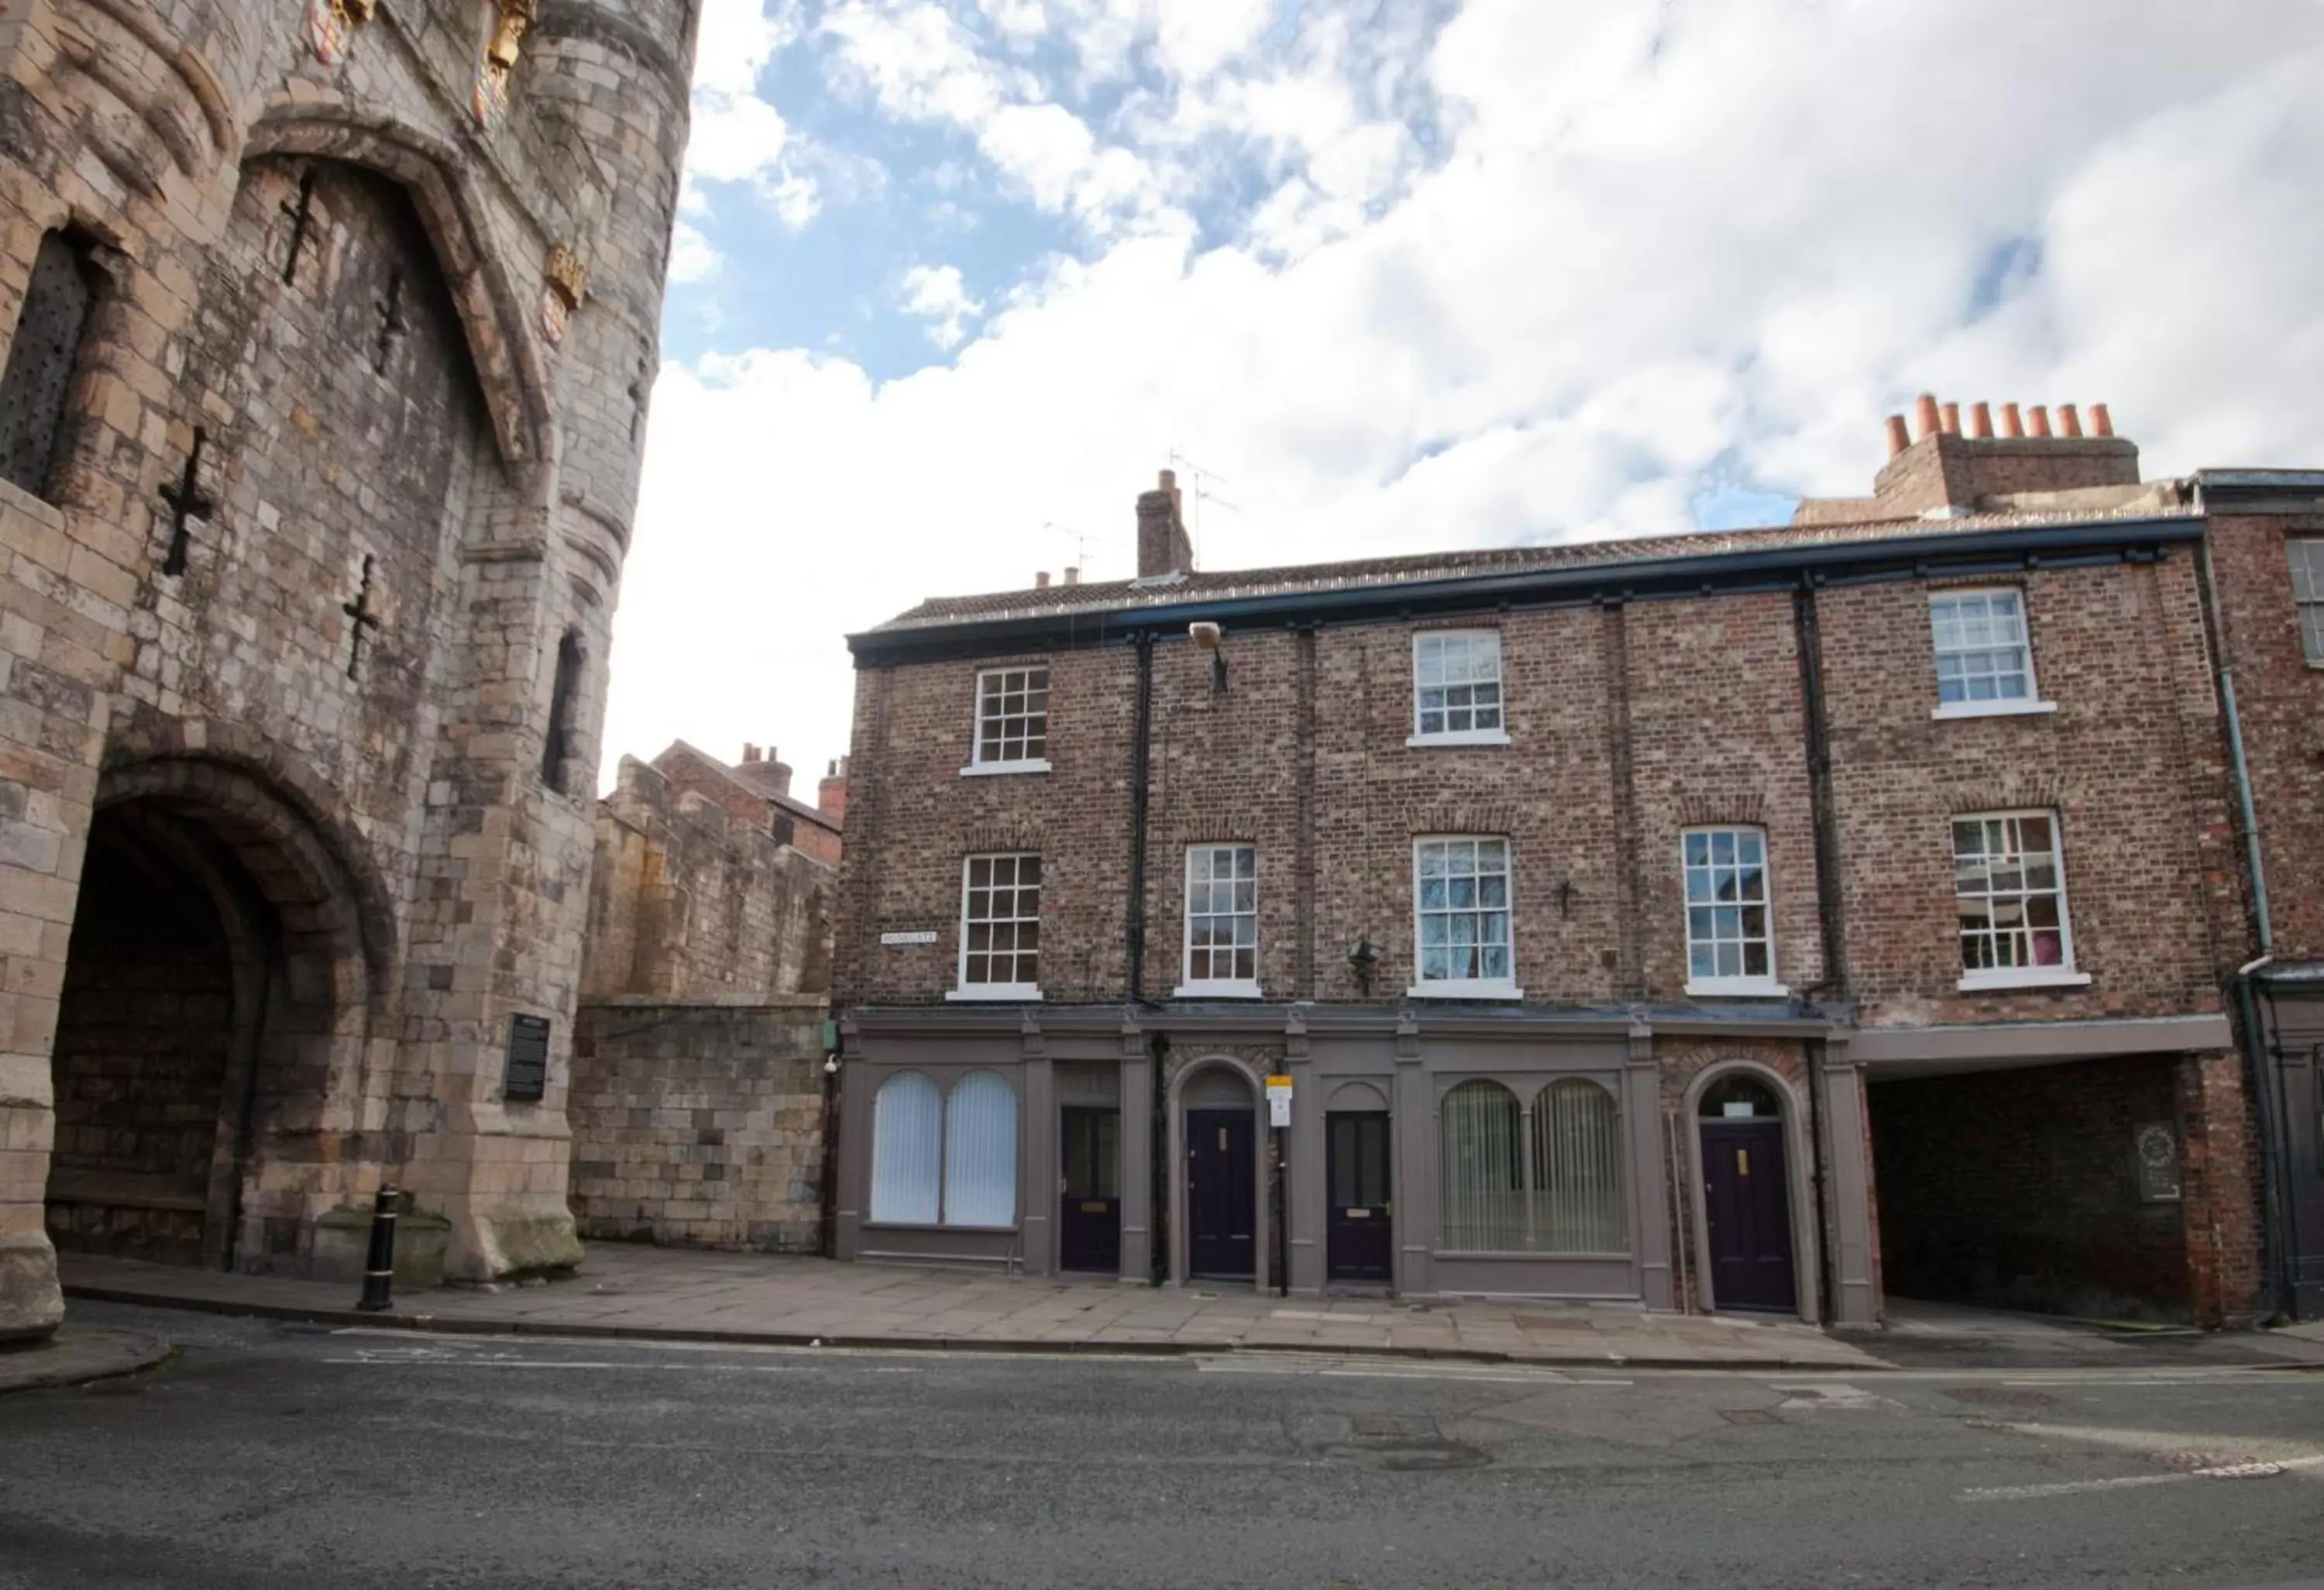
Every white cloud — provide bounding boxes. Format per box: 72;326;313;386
693;0;802;96
898;263;984;349
604;0;2324;786
686;89;793;184
668;221;723;284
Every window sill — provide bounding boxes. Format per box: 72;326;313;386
945;986;1044;1002
1173;980;1263;999
1404;729;1511;749
1931;699;2057;721
1957;968;2092;992
861;1220;1022;1234
1405;981;1524;1000
959;759;1052;776
1685;978;1792;999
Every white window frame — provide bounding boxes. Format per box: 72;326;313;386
1175;843;1260;998
2288;539;2324;664
1408;835;1522;999
1679;826;1789;998
961;664;1053;775
1928;587;2056;721
1952;809;2092;992
1407;629;1511;748
948;853;1043;1001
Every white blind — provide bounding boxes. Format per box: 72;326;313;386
869;1072;940;1224
944;1071;1018;1227
1440;1080;1525;1251
1532;1079;1627;1253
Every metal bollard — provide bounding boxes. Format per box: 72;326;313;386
355;1184;399;1313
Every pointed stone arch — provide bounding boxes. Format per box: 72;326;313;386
241;105;559;473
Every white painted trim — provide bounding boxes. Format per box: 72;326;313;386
1955;967;2092;991
1172;980;1262;999
1404;981;1524;1000
944;986;1043;1001
1930;699;2057;721
1685;977;1792;999
1404;728;1511;749
958;759;1052;776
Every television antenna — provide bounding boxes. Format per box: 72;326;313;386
1168;449;1239;563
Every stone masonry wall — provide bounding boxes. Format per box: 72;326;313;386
569;998;827;1254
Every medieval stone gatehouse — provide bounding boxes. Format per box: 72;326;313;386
0;0;702;1339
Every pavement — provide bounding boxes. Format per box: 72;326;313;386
7;1300;2324;1589
0;1326;168;1396
58;1241;1882;1368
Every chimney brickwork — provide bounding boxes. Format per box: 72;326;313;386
1796;394;2144;525
1136;469;1195;577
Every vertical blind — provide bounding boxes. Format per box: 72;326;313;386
870;1072;941;1224
1439;1079;1628;1254
868;1070;1019;1227
944;1072;1019;1227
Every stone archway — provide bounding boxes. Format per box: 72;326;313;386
45;753;387;1275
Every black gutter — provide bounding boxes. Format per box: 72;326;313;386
1793;579;1845;1330
851;518;2204;664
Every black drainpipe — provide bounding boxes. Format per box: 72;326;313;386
1150;1031;1169;1286
1793;580;1846;1327
1126;632;1164;1285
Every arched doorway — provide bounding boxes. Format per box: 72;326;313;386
1695;1072;1800;1313
44;754;383;1274
1180;1065;1259;1283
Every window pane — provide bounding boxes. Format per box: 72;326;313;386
1953;810;2072;976
975;666;1050;762
1440;1082;1525;1251
1532;1079;1627;1254
870;1074;941;1223
943;1072;1017;1227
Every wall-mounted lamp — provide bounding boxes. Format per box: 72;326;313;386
1346;934;1379;995
823;1055;839;1075
1189;621;1227;693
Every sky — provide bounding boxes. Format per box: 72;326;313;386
599;0;2324;792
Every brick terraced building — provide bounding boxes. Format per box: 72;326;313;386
833;401;2323;1327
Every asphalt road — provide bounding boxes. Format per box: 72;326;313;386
3;1303;2322;1590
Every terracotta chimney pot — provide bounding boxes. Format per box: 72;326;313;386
1914;393;1941;441
1970;401;1994;439
2059;404;2083;438
1885;415;1910;457
2029;405;2052;438
2000;402;2023;439
2091;403;2114;438
1941;401;1961;435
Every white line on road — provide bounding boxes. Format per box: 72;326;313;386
1961;1454;2324;1502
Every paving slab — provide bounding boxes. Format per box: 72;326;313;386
0;1326;170;1395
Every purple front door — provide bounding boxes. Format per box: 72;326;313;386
1701;1120;1797;1312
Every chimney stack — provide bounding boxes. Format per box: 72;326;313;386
1913;393;1941;441
1884;414;1910;457
1034;570;1050;589
1136;469;1195;578
1063;566;1080;586
741;743;759;764
817;756;850;828
1970;401;1994;439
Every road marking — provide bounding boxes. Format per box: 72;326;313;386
1770;1381;1906;1411
1961;1454;2324;1502
324;1353;924;1373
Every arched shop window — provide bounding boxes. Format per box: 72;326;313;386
1441;1078;1630;1254
1533;1079;1626;1253
943;1071;1019;1228
870;1070;1019;1228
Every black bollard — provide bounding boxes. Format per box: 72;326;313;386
355;1184;400;1313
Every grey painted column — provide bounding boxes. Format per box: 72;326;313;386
1393;1012;1431;1296
1626;1021;1675;1310
833;1031;867;1261
1817;1038;1879;1327
1286;1013;1323;1294
1021;1051;1055;1278
1117;1017;1153;1284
